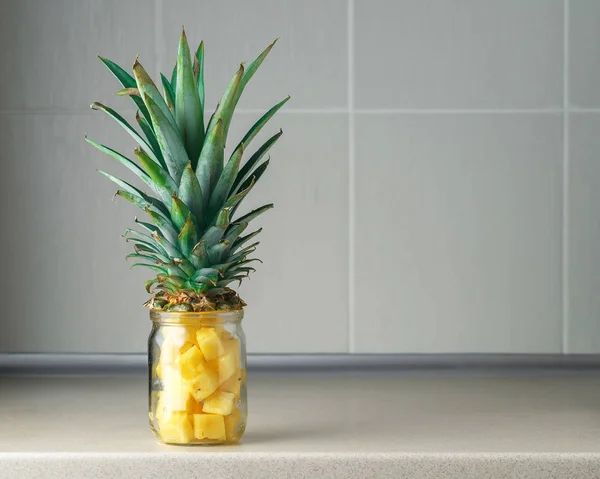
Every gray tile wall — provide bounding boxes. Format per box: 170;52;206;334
0;0;597;354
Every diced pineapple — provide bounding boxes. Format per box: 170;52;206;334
158;337;179;365
155;362;163;379
176;344;206;380
155;392;165;422
189;400;203;414
220;372;243;399
188;368;219;401
210;338;240;384
162;326;197;348
217;327;233;340
158;411;194;444
161;370;193;411
224;408;242;440
193;413;226;441
196;328;224;360
179;341;195;355
203;391;236;416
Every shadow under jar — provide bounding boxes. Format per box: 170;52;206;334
148;309;247;445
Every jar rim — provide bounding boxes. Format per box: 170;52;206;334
149;308;244;325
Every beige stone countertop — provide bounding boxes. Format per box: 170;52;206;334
1;374;600;478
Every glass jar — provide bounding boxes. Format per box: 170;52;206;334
148;309;247;445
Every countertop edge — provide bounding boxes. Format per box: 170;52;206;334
2;452;600;479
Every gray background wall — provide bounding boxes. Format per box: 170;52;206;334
0;0;598;355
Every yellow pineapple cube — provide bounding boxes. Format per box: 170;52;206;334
196;328;224;360
176;344;206;380
158;411;194;444
220;372;243;399
158;337;179;365
210;338;240;384
179;341;195;355
193;413;226;441
187;368;219;401
161;370;193;411
189;400;203;414
155;392;165;422
202;391;236;416
218;327;233;340
162;326;197;348
155;362;163;379
224;408;242;440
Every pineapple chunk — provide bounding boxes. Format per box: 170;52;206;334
158;411;194;444
196;328;224;360
158;337;179;365
155;362;164;379
220;372;243;399
218;327;233;340
211;338;240;384
224;408;242;440
176;344;206;380
162;326;197;348
155;392;165;422
193;413;226;441
189;400;203;414
188;368;219;401
161;370;193;411
179;341;195;355
203;391;236;416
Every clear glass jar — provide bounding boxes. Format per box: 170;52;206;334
148;309;247;445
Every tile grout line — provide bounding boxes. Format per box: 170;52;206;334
347;0;356;354
4;108;600;116
562;0;570;355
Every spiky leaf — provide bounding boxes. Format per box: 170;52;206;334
234;39;278;108
161;73;176;116
144;94;189;184
206;65;243;142
135;112;167;170
196;119;224;204
90;102;161;166
171;195;192;231
176;28;204;163
133;60;179;132
195;41;205;112
231;129;282;193
208;142;244;218
179;162;205;229
178;214;197;256
233;96;289;155
97;56;152;126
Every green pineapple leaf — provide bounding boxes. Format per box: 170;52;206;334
176;28;204;163
160;73;176;116
206;64;244;143
231;129;282;193
143;94;189;184
179;163;205;229
195;41;205;113
90;102;162;166
97;56;153;127
133;59;179;132
208;142;244;219
178;214;198;256
233;96;289;154
196;119;224;204
135;112;167;170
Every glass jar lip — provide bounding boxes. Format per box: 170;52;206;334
149;308;244;325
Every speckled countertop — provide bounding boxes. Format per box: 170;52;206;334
1;374;600;478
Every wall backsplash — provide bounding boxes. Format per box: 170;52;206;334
0;0;597;354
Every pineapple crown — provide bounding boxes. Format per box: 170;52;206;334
86;28;288;311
